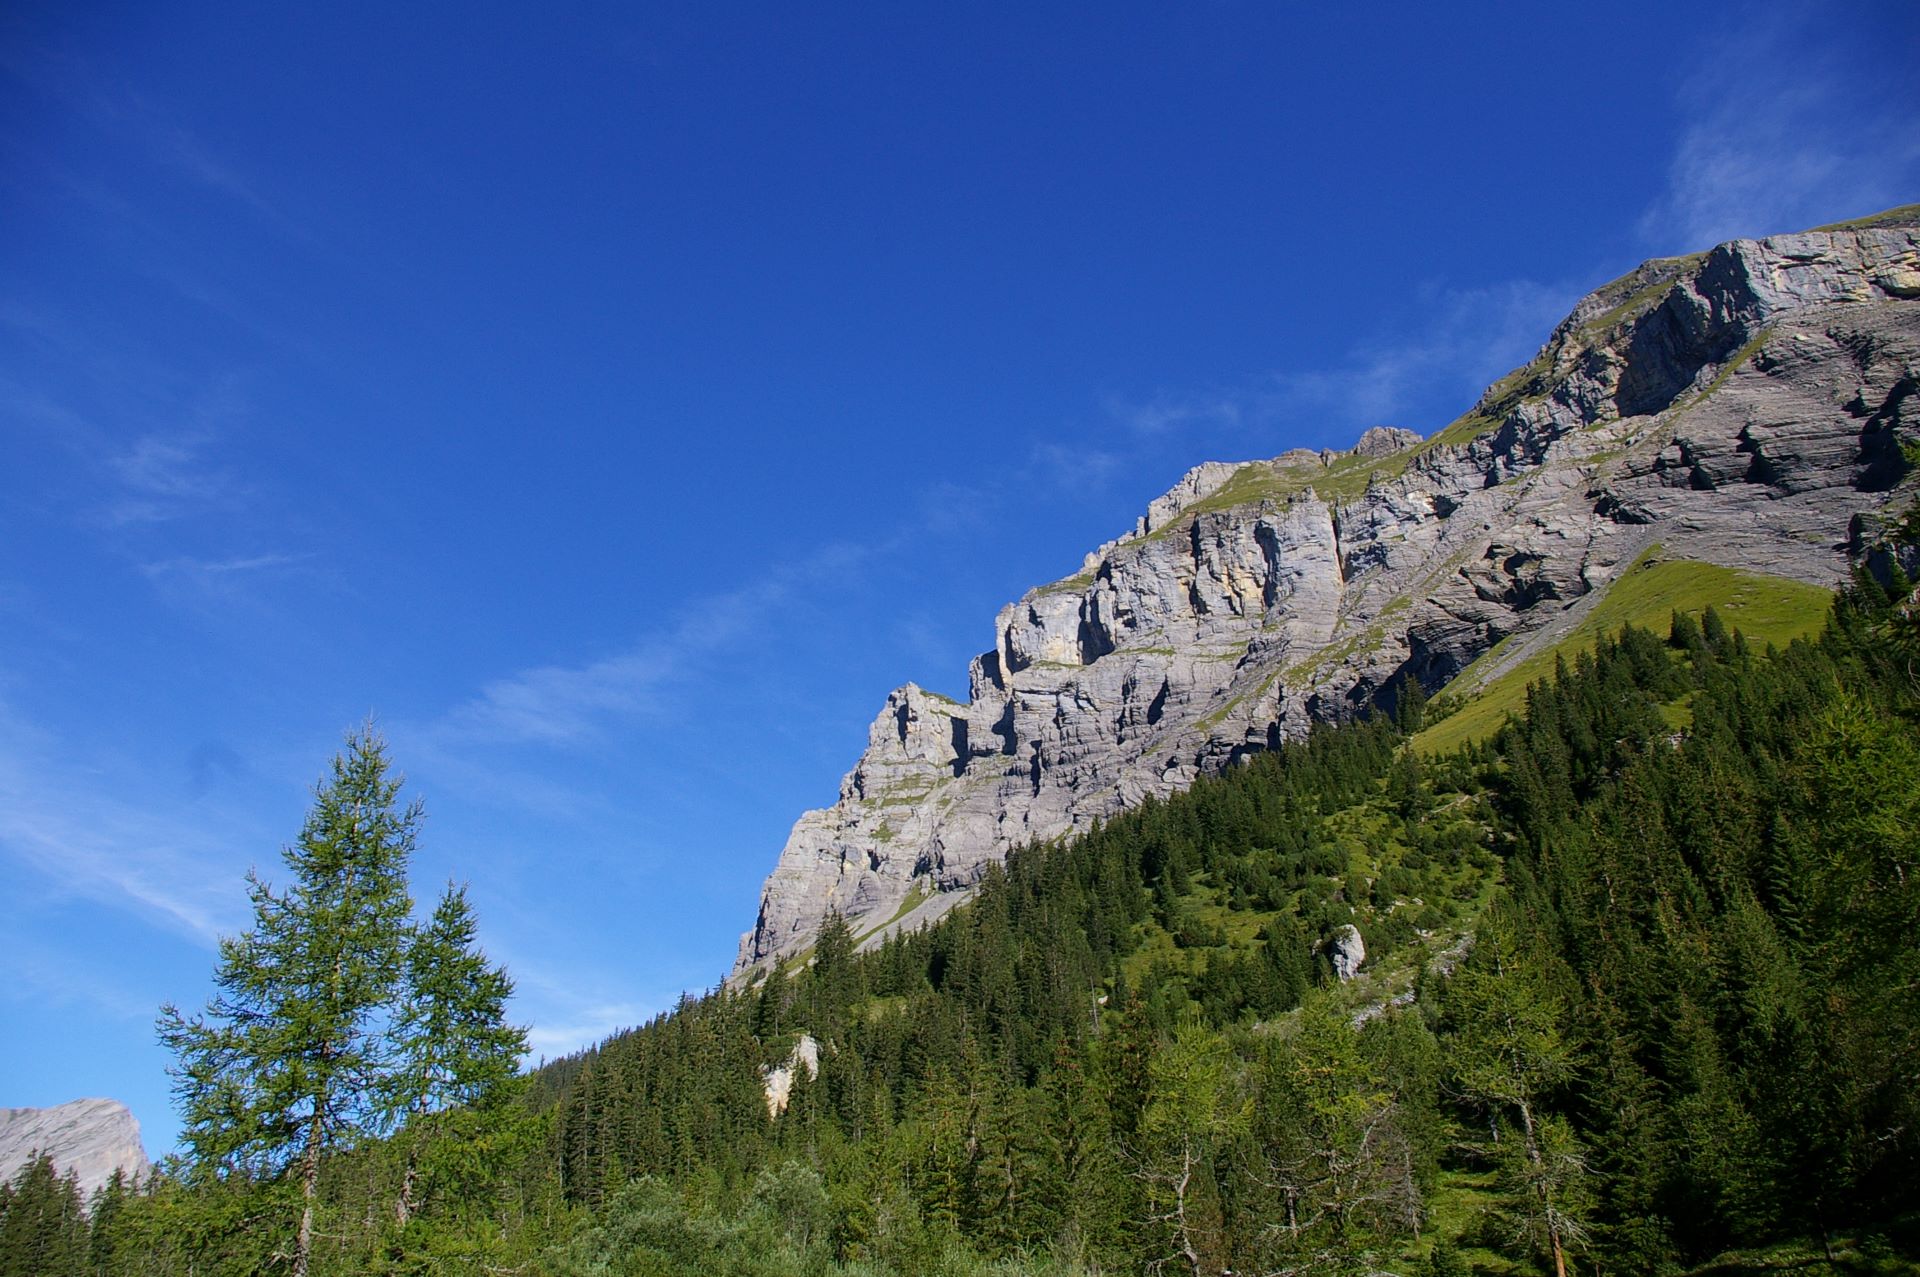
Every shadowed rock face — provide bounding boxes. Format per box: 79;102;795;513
0;1099;150;1204
734;215;1920;981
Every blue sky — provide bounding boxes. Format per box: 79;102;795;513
3;1;1916;1157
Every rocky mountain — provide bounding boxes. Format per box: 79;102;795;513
735;208;1920;981
0;1098;150;1203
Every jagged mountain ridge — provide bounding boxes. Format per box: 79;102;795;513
735;209;1920;980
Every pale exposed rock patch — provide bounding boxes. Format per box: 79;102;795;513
762;1035;820;1118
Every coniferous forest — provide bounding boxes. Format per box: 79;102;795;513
5;565;1919;1275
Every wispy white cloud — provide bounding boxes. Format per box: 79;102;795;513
889;610;979;680
3;365;295;600
142;552;304;581
523;1005;655;1061
136;552;310;618
0;715;244;945
0;814;232;944
110;434;223;503
135;111;287;225
442;647;679;748
912;479;996;537
1097;32;1913;460
1;37;300;237
140;549;303;583
1;931;158;1022
1103;278;1573;444
402;745;624;823
3;373;256;530
426;540;876;753
1104;391;1246;437
100;386;258;526
1640;21;1920;252
1305;280;1572;420
1026;438;1125;492
493;952;670;1061
2;377;97;446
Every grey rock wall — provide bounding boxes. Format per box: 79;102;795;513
735;217;1920;980
0;1098;150;1204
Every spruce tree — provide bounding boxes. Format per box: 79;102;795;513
85;1169;130;1277
0;1153;86;1277
158;725;418;1277
386;882;528;1225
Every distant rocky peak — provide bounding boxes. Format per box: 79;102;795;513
0;1098;151;1205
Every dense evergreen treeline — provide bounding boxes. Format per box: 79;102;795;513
0;1154;94;1277
1487;587;1920;1266
13;576;1918;1274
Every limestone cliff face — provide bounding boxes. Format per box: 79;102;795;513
0;1099;150;1203
735;214;1920;979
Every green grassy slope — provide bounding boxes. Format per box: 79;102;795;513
1413;552;1833;755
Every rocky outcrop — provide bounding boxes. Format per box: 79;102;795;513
735;212;1920;980
0;1099;150;1203
762;1035;820;1118
1326;925;1367;981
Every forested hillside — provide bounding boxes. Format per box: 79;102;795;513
9;570;1919;1274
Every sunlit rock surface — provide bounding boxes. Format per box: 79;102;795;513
0;1099;150;1203
736;216;1920;980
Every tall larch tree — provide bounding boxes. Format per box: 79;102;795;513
158;725;418;1277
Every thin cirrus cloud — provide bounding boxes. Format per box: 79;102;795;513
1086;25;1917;462
141;552;303;581
1639;22;1920;253
136;552;310;614
483;930;710;1061
4;37;301;239
1103;278;1574;445
507;960;657;1060
7;932;160;1022
1027;439;1125;494
439;646;681;749
426;539;876;753
0;748;242;947
110;434;228;505
39;410;253;530
134;110;287;226
524;1011;648;1063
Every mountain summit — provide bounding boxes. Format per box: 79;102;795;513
735;208;1920;980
